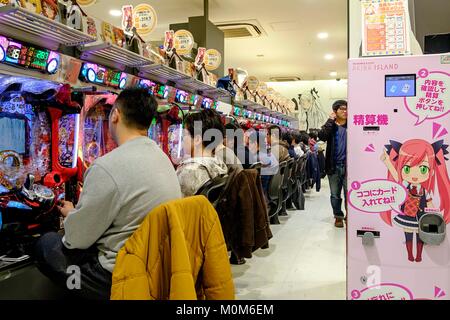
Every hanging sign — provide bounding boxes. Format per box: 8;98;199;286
361;0;411;56
195;47;206;68
76;0;97;6
122;5;134;35
204;49;222;71
247;76;259;91
174;30;194;56
133;3;158;36
164;30;175;54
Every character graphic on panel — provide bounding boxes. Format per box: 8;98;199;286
380;139;450;262
41;0;59;21
19;0;42;14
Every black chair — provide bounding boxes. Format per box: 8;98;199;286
286;159;299;210
196;175;229;209
279;159;295;217
267;161;287;225
292;156;307;210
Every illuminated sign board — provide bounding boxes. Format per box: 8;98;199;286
80;63;127;89
0;36;60;74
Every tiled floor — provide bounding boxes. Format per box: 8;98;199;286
232;180;347;300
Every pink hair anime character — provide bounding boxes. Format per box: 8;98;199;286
380;139;450;263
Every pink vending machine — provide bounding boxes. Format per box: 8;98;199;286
347;54;450;300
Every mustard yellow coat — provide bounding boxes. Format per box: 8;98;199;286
111;196;235;300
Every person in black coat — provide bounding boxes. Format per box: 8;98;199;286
318;100;348;228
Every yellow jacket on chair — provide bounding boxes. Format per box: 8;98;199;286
110;196;235;300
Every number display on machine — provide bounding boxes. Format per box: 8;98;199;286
0;36;60;74
80;63;128;89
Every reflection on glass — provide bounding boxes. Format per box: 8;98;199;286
82;104;116;168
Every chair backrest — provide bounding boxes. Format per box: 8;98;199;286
268;161;287;200
282;159;294;189
196;175;229;208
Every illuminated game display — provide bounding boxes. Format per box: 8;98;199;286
79;63;127;90
138;79;156;94
0;79;80;253
0;36;60;74
175;89;188;104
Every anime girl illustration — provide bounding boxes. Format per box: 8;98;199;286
19;0;42;14
380;139;450;263
41;0;59;21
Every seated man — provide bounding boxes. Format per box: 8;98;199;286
267;125;290;163
34;88;182;300
282;132;299;159
176;109;228;197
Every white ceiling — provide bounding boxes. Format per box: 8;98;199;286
82;0;348;81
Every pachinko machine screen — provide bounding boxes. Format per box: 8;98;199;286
138;79;156;94
148;119;163;148
168;124;184;165
0;84;52;189
80;95;117;169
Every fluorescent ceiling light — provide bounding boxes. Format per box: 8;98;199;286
109;9;122;17
318;32;329;39
325;54;334;60
330;71;338;77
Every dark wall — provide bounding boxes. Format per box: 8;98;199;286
170;16;225;77
413;0;450;50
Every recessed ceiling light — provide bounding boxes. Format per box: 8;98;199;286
109;9;122;17
330;71;338;77
325;54;334;60
318;32;329;39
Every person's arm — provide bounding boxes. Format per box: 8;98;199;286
380;149;399;182
318;113;336;142
63;164;121;250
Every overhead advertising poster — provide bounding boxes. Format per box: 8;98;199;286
361;0;411;57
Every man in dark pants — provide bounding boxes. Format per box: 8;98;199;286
34;89;182;299
318;100;348;228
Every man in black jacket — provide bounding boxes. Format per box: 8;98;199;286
318;100;348;228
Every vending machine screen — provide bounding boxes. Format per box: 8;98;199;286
385;74;416;97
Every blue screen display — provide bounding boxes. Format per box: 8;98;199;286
0;117;26;154
385;75;416;97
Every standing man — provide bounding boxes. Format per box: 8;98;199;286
318;100;348;228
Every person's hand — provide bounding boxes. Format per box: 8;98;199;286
57;200;75;218
329;112;337;120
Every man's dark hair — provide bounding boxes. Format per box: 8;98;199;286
332;100;348;112
293;133;302;144
309;132;318;140
282;132;293;145
184;109;225;149
114;88;157;131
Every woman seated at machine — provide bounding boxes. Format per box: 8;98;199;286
176;109;228;197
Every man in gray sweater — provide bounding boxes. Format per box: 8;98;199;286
34;88;182;300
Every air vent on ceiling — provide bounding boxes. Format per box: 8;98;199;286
270;77;301;82
216;20;265;39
